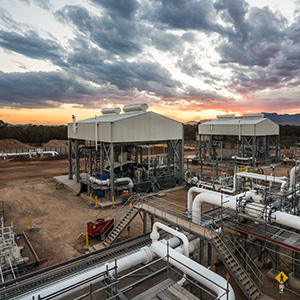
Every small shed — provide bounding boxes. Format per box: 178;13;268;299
198;114;279;165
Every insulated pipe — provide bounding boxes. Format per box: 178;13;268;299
290;166;300;190
187;187;218;217
272;212;300;230
237;172;288;192
151;241;235;300
89;176;134;189
220;172;237;194
19;246;154;300
114;177;134;189
89;176;110;186
192;193;237;224
192;192;300;231
151;222;189;257
20;235;198;300
187;187;253;219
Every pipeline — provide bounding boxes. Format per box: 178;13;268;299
236;172;288;192
190;188;300;230
17;223;234;300
187;187;253;219
89;176;134;189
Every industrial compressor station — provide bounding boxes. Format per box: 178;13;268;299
1;103;300;300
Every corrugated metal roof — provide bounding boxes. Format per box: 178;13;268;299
75;111;146;124
201;118;265;126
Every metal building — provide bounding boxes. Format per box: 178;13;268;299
198;114;279;165
67;104;184;200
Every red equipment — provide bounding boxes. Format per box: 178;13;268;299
87;217;114;238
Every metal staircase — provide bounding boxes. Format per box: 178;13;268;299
101;194;263;299
102;196;140;247
211;231;261;300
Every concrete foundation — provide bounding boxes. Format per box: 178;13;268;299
288;272;300;290
267;269;279;280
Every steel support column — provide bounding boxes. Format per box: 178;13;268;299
110;143;115;200
143;211;147;234
75;139;80;183
208;242;212;267
68;138;73;179
199;239;204;265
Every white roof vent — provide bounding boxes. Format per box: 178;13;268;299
243;113;264;120
216;114;235;119
123;103;148;113
101;107;121;115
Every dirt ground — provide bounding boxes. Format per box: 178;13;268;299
0;155;298;299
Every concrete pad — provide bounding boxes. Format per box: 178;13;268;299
259;294;275;300
254;258;264;269
289;272;300;290
54;175;81;195
267;269;279;280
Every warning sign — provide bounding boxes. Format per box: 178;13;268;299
275;271;288;284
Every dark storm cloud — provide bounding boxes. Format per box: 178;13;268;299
1;0;300;112
66;42;180;98
149;0;218;31
90;0;139;19
0;71;97;108
217;5;285;67
0;30;65;64
56;5;141;56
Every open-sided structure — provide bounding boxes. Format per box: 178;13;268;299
67;104;184;200
198;114;279;165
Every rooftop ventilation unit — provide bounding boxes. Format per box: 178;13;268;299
101;107;121;115
216;114;235;119
123;103;148;113
242;113;264;120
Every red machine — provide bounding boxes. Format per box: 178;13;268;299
87;217;114;238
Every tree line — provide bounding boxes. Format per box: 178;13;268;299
0;120;299;148
0;121;67;144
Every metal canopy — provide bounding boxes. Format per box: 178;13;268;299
68;111;183;143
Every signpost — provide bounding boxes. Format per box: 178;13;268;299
275;271;288;299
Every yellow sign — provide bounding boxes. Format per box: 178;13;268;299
275;271;288;284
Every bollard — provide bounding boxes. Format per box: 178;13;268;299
112;196;115;207
177;206;180;217
90;193;92;204
29;215;32;229
95;196;97;207
86;232;89;249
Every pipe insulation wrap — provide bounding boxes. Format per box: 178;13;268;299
190;189;300;231
151;241;235;300
18;246;153;300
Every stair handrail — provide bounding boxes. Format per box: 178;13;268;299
209;226;259;298
101;194;142;244
221;228;264;291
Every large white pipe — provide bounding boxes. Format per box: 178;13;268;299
187;187;253;219
237;172;287;192
192;192;300;231
18;246;153;300
220;172;237;194
151;241;235;300
19;234;198;300
290;166;300;190
192;193;237;224
272;211;300;230
151;222;189;257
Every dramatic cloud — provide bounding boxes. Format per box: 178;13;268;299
0;0;300;120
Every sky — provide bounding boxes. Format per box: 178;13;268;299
0;0;300;125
